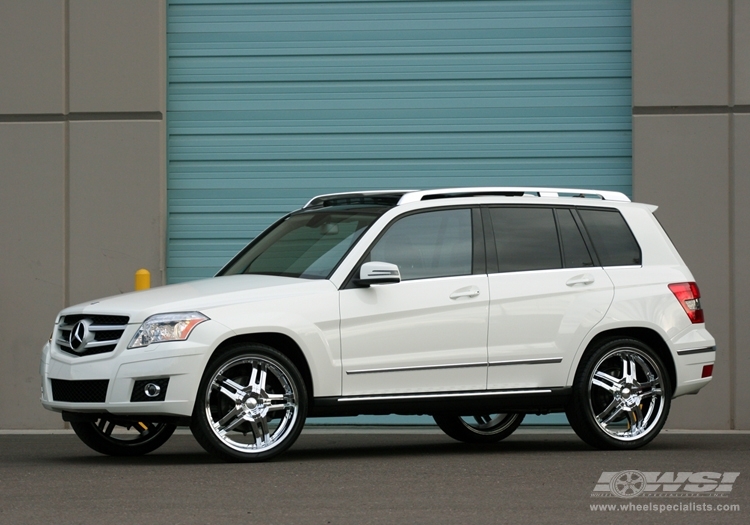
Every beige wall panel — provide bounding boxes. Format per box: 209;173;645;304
69;121;164;306
735;0;750;105
733;115;750;428
633;0;729;107
0;123;65;429
633;114;731;429
69;0;163;113
0;1;65;114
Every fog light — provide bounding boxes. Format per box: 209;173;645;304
144;383;161;398
701;364;713;378
131;378;169;402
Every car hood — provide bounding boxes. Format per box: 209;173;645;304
58;275;337;324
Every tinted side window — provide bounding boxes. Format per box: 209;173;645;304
369;209;472;280
489;207;562;273
578;209;641;266
557;209;594;268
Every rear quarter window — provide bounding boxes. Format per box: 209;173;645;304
578;208;642;266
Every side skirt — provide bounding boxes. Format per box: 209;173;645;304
309;387;571;418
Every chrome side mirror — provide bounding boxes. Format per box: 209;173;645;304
355;261;401;287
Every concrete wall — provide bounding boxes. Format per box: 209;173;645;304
0;1;166;429
633;0;749;429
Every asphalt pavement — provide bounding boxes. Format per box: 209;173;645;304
0;427;748;525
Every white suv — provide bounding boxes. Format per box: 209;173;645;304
40;188;716;461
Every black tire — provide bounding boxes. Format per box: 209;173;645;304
566;337;671;450
71;418;176;456
190;343;307;462
433;412;525;443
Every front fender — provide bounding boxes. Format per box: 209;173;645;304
203;285;341;397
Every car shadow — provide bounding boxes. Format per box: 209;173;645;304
45;431;711;466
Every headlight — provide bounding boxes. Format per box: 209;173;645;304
128;312;208;349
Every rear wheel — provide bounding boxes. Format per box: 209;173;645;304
71;418;175;456
433;413;525;443
566;338;671;450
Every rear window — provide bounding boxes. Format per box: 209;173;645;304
557;209;594;268
578;209;641;266
489;207;562;273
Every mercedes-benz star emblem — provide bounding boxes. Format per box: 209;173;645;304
69;319;93;352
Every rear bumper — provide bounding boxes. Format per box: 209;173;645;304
672;345;715;398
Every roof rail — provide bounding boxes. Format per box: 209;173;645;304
303;187;631;210
303;190;416;209
396;187;630;205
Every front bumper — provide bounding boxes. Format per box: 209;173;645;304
41;320;228;418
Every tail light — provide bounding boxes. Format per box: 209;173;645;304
668;282;704;324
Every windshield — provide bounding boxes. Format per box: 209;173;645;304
219;208;383;279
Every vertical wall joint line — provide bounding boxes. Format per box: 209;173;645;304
63;0;71;431
727;0;736;430
63;0;70;309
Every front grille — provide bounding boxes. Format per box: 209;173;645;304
93;330;124;341
63;314;129;326
57;314;130;357
51;379;109;403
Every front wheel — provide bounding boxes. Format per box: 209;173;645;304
71;418;176;456
566;338;671;450
433;413;525;443
190;343;307;462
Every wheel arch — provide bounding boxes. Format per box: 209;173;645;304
574;327;676;395
208;332;314;402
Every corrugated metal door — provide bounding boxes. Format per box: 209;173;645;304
167;0;632;283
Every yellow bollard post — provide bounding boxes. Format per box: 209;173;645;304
135;269;151;291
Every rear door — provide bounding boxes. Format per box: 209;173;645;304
485;206;614;389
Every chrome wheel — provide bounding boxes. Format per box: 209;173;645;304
567;338;671;450
588;348;665;441
192;344;307;462
434;412;524;443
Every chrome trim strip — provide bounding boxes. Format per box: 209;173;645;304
88;325;127;332
56;338;119;349
346;362;486;375
60;324;128;332
78;339;119;348
338;389;553;403
489;357;563;366
59;324;127;331
676;346;716;356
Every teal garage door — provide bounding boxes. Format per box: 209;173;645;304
167;0;632;283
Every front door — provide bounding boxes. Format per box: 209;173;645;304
340;208;489;396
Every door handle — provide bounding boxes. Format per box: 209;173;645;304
566;274;595;286
450;287;480;299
